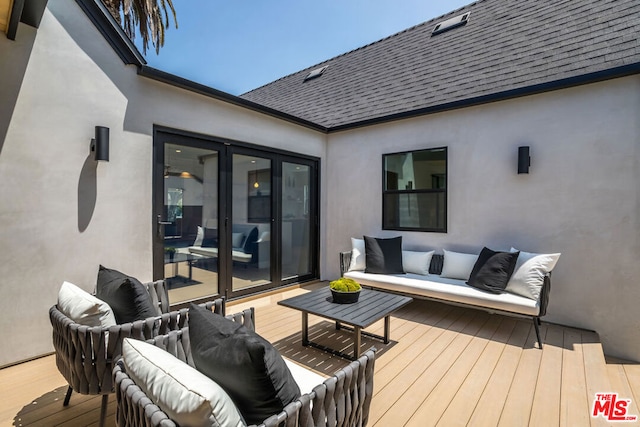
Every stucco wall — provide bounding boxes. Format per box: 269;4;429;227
324;76;640;361
0;0;326;367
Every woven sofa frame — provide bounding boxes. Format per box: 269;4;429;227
340;251;551;348
49;279;225;427
113;307;377;427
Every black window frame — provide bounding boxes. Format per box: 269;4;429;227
382;147;448;233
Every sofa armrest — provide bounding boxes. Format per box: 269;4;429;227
538;273;552;317
340;251;352;276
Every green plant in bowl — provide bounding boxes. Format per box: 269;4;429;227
330;277;361;292
330;277;361;304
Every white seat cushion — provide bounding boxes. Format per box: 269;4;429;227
284;359;326;395
344;271;540;316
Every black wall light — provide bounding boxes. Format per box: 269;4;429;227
518;146;530;174
90;126;109;161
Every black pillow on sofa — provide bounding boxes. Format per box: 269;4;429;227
95;265;157;324
364;235;404;274
201;227;218;247
188;303;300;425
466;247;519;294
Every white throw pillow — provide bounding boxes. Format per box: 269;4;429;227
402;250;434;275
122;338;246;427
193;226;205;247
57;281;116;328
232;232;245;248
440;250;479;280
506;249;560;300
348;238;366;271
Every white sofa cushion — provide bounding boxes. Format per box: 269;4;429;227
57;281;116;328
402;250;434;275
505;249;560;300
284;359;326;395
122;338;246;427
344;271;540;316
441;250;479;280
348;238;366;271
193;226;205;247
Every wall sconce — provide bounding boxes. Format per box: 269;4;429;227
518;146;530;174
90;126;109;161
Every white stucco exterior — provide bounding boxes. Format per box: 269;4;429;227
325;77;640;361
1;0;639;367
0;0;326;367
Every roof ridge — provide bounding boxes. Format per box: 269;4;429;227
241;0;482;95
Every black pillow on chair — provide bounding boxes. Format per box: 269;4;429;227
466;247;519;294
188;303;300;425
364;235;404;274
96;265;157;324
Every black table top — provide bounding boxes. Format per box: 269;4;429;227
278;287;413;329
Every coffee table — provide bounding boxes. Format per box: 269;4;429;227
278;287;412;360
164;252;207;282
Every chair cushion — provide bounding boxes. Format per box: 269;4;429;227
122;338;246;427
441;250;479;280
57;281;116;328
188;303;300;425
364;235;404;274
467;247;519;294
96;265;156;324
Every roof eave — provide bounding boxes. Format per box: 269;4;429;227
75;0;145;66
138;66;329;133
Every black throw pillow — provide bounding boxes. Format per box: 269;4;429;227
188;303;301;425
95;265;157;323
466;247;519;294
201;227;218;247
364;235;404;274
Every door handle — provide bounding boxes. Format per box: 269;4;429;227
157;215;172;236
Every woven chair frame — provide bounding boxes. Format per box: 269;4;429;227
113;307;376;427
50;278;224;426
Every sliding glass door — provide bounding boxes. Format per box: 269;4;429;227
230;153;272;294
154;128;319;304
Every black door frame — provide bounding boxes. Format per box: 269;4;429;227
153;126;320;303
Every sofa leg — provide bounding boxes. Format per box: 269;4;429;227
63;386;73;406
533;317;543;349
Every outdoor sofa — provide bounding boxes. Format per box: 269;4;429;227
113;305;377;427
340;237;560;348
185;223;269;266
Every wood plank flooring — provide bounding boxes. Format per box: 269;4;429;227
2;283;639;426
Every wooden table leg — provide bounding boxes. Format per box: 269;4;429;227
302;312;309;346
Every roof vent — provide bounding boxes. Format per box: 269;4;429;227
432;12;470;36
304;66;328;81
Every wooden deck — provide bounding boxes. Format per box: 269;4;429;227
2;283;640;426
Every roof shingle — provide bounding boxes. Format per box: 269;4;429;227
240;0;640;130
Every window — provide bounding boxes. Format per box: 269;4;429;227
383;147;447;232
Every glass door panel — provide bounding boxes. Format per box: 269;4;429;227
163;143;219;303
282;162;312;279
231;154;272;292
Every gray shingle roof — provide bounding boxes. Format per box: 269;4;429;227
240;0;640;130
